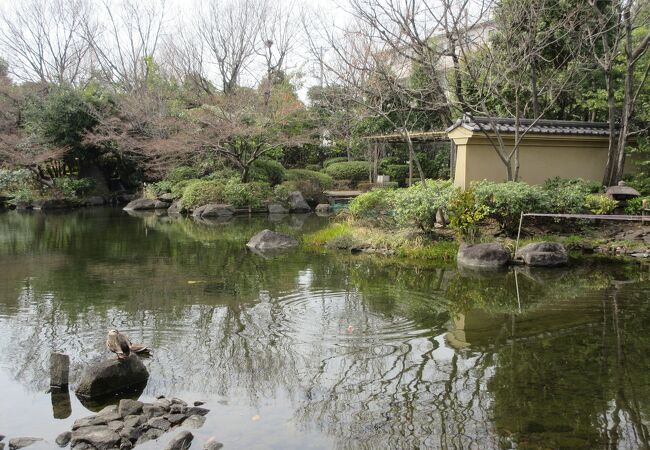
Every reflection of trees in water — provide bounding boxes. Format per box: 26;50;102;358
2;210;650;448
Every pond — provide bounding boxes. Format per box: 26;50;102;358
0;208;649;449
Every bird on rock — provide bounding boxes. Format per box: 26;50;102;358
106;329;131;359
106;330;151;359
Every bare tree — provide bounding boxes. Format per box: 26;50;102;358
198;0;263;94
585;0;650;186
161;27;213;96
0;0;93;85
84;0;166;92
258;0;300;109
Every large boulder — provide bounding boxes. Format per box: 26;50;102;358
76;355;149;399
288;191;311;213
516;241;568;267
268;203;289;215
457;243;510;269
246;229;298;250
123;198;157;211
200;204;235;218
167;201;184;216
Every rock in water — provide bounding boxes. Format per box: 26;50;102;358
200;204;235;218
76;355;149;399
164;431;193;450
123;198;157;211
71;426;120;450
288;191;311;213
267;203;289;214
118;399;144;417
515;241;568;267
246;229;298;250
315;203;331;214
55;431;71;447
457;243;510;269
204;437;224;450
7;437;44;449
50;352;70;388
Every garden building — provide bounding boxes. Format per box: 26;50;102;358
447;117;614;190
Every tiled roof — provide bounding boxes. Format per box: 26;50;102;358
447;115;610;136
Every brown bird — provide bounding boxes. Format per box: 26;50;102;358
106;330;152;359
106;330;131;359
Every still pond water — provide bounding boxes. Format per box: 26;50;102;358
0;208;649;449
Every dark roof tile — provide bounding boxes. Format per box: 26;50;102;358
447;115;610;136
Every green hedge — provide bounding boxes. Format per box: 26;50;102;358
180;179;273;209
324;161;370;181
323;157;348;168
249;159;286;186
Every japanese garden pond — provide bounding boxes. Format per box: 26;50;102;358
0;207;649;449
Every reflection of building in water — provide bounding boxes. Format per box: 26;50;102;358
445;302;604;350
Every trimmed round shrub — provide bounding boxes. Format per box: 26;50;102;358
180;180;226;209
323;157;348;168
472;180;547;234
224;180;273;208
305;164;322;171
248;159;286;186
284;169;335;203
324;161;370;181
382;164;409;186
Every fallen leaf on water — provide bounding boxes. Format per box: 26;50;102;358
347;325;354;333
187;280;205;284
251;415;261;421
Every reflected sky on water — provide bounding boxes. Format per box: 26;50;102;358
0;208;649;449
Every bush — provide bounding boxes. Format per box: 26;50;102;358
448;189;488;243
472;180;547;234
0;169;33;195
393;180;456;231
542;177;600;214
273;184;292;204
305;164;322;171
53;177;96;198
584;194;618;214
166;166;200;184
349;188;397;224
204;168;240;182
284;169;335;203
223;180;272;208
324;161;370;182
382;164;409;186
624;196;650;214
323;157;348;168
180;180;226;209
248;159;286;186
180;179;273;209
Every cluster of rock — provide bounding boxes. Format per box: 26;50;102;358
593;228;650;258
457;241;568;269
63;397;213;450
124;191;333;218
0;395;220;450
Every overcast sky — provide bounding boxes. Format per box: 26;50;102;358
0;0;354;101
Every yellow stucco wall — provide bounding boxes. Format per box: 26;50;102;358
449;128;612;189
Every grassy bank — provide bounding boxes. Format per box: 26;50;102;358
303;222;459;263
